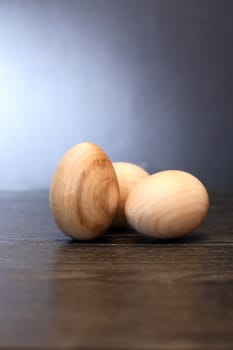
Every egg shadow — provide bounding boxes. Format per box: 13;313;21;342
61;226;206;247
132;231;206;244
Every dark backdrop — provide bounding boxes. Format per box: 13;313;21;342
0;0;232;190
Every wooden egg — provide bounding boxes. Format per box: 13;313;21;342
112;162;149;226
125;170;209;239
50;142;120;240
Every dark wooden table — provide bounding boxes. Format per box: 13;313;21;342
0;191;232;350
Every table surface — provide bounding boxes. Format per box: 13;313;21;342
0;191;232;350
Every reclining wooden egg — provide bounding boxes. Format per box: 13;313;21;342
125;170;209;239
50;142;120;240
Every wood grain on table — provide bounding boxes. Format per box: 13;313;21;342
0;191;232;350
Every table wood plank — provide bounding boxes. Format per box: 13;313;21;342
0;191;232;349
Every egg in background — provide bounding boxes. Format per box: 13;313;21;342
112;162;149;227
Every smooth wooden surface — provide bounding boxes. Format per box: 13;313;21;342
125;170;209;239
50;143;120;240
112;162;149;227
0;191;232;350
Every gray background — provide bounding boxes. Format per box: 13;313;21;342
0;0;232;190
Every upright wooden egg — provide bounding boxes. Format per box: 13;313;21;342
125;170;209;239
112;162;149;226
50;143;120;240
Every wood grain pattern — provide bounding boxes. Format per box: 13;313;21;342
0;191;232;349
50;143;120;240
126;170;209;239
